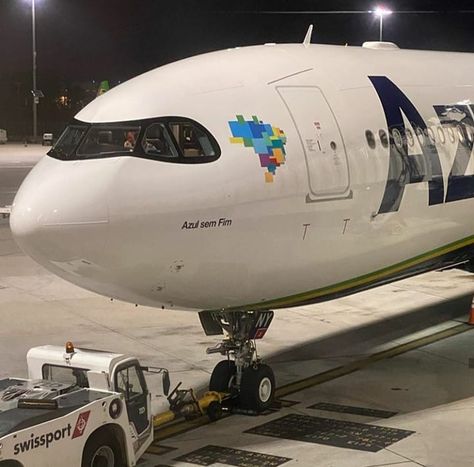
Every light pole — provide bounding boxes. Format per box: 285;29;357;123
373;6;393;41
31;0;38;143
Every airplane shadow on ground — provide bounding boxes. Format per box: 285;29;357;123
263;292;474;413
161;293;474;464
267;293;473;362
195;292;473;395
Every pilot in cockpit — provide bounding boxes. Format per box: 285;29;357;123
123;131;137;150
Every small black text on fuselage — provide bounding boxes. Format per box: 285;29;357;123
181;218;232;230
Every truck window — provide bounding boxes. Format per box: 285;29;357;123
115;365;144;400
42;364;89;388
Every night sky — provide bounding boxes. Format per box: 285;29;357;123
1;0;474;137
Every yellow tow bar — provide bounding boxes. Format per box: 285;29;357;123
153;390;228;429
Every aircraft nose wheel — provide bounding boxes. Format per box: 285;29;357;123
209;360;237;392
240;364;275;412
202;310;276;413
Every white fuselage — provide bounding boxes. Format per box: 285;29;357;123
10;44;474;311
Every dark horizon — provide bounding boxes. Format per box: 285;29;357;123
1;0;474;139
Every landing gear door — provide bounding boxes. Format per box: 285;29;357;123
277;86;352;202
115;362;150;437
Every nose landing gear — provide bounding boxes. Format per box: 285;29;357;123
200;310;275;413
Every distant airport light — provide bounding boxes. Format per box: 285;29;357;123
372;6;393;41
373;6;393;17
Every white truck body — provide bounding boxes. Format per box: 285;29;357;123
0;345;160;467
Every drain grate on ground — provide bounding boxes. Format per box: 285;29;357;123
308;402;397;419
245;414;414;453
174;445;291;466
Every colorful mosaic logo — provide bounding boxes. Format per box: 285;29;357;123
229;115;287;183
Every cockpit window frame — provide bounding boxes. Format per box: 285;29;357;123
48;117;221;164
76;123;142;159
48;123;89;160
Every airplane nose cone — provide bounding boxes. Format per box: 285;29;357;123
10;156;110;278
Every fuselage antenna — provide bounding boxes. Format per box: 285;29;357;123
303;24;314;47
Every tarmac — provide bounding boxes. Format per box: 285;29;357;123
1;143;474;467
0;143;47;206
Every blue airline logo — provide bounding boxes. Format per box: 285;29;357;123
369;76;474;214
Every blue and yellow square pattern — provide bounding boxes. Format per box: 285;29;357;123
229;115;287;183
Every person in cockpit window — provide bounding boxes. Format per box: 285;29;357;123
124;131;136;150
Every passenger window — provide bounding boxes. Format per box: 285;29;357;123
415;127;425;145
448;127;456;143
169;121;216;157
116;365;144;401
437;127;446;144
406;128;415;147
379;129;389;148
467;126;474;143
457;125;465;143
142;123;178;158
391;128;404;153
427;127;436;144
365;130;376;149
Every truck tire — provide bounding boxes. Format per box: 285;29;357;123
82;431;121;467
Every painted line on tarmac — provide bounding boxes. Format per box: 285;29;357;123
151;322;473;444
276;323;471;398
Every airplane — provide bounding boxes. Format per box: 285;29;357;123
9;36;474;413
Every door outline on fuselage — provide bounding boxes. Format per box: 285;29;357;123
276;86;353;202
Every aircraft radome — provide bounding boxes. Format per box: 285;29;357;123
10;37;474;411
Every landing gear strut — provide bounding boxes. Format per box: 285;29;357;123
200;310;275;412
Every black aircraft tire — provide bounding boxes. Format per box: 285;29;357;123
82;431;121;467
240;364;275;412
209;360;237;392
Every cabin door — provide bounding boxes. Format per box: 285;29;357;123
277;86;351;201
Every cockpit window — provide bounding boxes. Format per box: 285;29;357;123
142;123;179;158
48;117;220;164
77;125;141;158
49;125;87;159
169;121;216;158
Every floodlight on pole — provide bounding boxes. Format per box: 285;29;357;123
372;6;393;41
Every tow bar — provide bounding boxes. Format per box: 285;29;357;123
153;382;230;428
